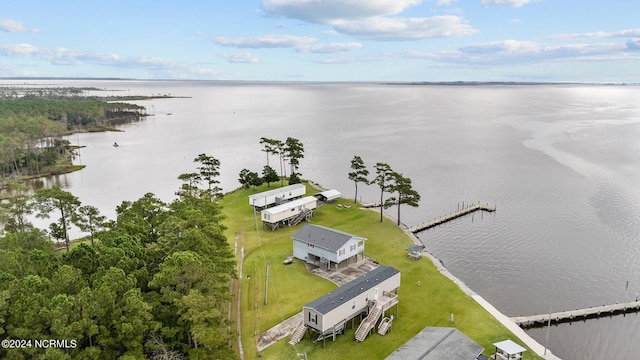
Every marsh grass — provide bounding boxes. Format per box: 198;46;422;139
221;181;540;359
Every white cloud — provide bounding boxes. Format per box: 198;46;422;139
218;51;260;63
0;42;220;79
0;43;40;56
625;39;640;51
434;40;627;65
262;0;475;41
213;34;363;54
0;18;34;32
333;16;477;40
296;42;362;53
481;0;533;8
213;34;316;48
191;68;219;76
262;0;423;23
459;39;538;54
549;28;640;40
313;57;362;64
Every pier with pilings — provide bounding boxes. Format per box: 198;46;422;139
511;300;640;328
409;201;496;234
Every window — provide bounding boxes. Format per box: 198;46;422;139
352;301;356;310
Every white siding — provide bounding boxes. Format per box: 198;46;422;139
304;309;323;332
303;273;400;332
261;196;316;223
335;238;365;263
249;184;305;207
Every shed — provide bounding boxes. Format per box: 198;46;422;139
493;340;526;359
261;196;317;230
249;184;305;208
303;266;400;337
292;224;365;270
314;189;342;203
386;327;484;360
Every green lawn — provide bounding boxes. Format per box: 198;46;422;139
221;181;541;360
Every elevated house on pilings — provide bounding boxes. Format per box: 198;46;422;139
261;196;317;231
294;266;400;346
291;224;366;271
249;183;306;208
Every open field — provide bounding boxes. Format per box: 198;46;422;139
221;181;541;360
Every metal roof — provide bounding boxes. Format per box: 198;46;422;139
261;196;316;215
304;266;399;315
386;327;484;360
493;340;526;355
291;224;365;252
315;189;342;201
249;183;305;199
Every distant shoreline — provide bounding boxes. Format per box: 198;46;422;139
2;77;638;87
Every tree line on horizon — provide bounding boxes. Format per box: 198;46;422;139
0;153;237;359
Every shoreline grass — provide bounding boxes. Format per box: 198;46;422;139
221;181;541;360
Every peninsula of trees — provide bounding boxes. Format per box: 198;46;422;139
0;87;153;183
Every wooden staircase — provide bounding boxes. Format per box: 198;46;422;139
288;320;307;345
377;316;393;335
355;303;383;342
289;208;311;226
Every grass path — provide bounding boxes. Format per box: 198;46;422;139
221;181;542;360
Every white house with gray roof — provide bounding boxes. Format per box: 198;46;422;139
302;266;400;341
291;224;365;270
249;183;305;208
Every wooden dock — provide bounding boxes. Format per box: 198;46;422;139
511;300;640;328
409;202;496;234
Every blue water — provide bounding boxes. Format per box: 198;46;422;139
12;80;640;359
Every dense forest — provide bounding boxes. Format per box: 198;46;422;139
0;87;147;181
0;154;237;359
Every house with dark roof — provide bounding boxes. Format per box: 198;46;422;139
291;224;365;270
301;266;400;342
385;327;485;360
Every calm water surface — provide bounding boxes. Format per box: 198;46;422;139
13;80;640;360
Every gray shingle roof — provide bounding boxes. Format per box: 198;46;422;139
291;224;365;252
385;327;484;360
304;266;399;315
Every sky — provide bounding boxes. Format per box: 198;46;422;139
1;0;640;82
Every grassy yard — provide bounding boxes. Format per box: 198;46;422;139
221;181;541;360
